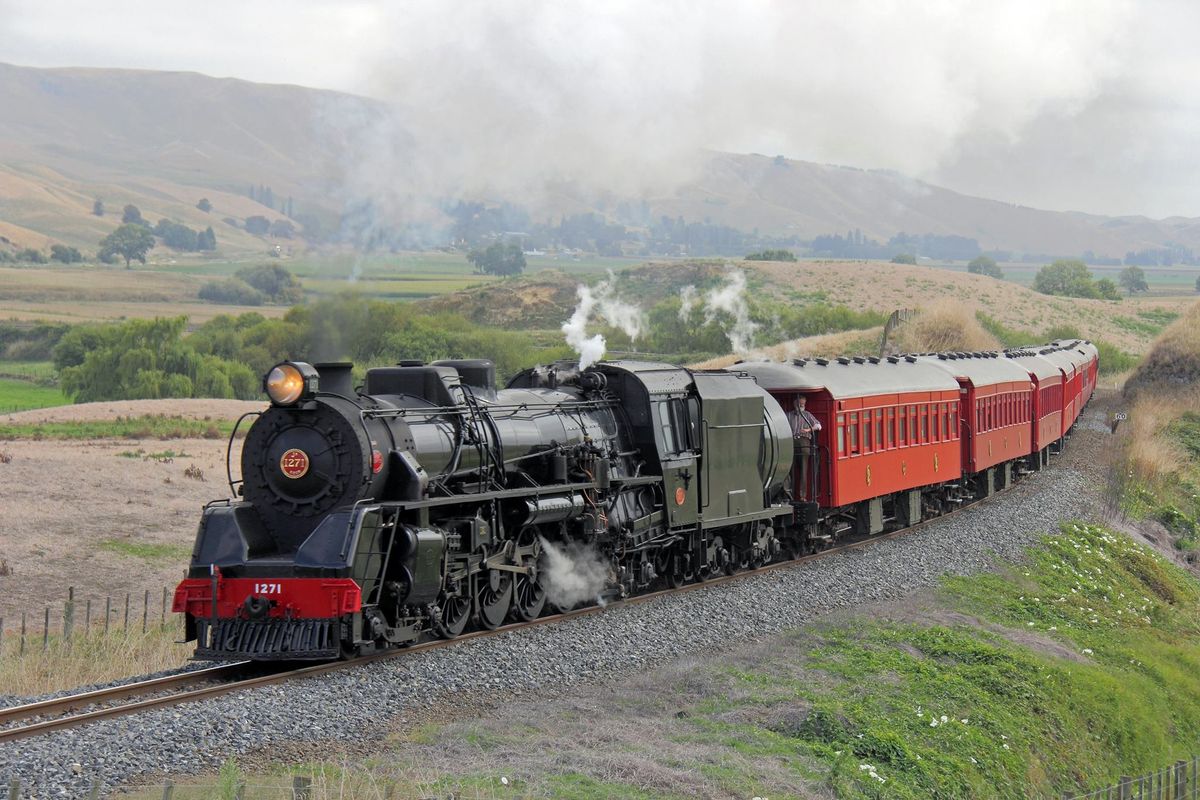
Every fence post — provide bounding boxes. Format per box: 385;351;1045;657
42;607;49;651
64;586;75;640
123;593;130;630
1120;776;1133;800
143;589;149;633
20;612;26;655
85;599;92;632
161;779;174;800
0;617;4;657
162;586;168;625
8;778;19;800
292;776;311;800
104;597;111;633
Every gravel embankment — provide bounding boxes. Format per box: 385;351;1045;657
0;412;1109;797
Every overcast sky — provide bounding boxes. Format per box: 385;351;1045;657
2;0;1197;218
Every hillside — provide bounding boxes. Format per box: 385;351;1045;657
4;63;1200;258
420;260;1191;363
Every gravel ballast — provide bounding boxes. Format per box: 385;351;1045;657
0;414;1108;797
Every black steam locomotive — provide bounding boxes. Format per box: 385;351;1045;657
174;358;795;659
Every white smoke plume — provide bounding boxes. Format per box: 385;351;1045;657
678;285;699;321
703;268;758;354
538;537;612;610
561;274;645;368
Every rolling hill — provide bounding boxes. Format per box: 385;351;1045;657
3;61;1200;259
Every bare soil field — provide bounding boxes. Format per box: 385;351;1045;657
0;400;262;627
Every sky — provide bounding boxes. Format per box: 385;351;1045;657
2;0;1197;219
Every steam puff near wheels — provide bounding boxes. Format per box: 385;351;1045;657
538;537;612;610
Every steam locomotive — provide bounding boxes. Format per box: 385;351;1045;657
173;341;1097;661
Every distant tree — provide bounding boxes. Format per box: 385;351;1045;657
16;247;47;264
1096;278;1122;301
92;198;104;217
197;198;212;213
744;249;797;262
244;215;271;236
1196;275;1200;293
199;278;264;306
98;224;155;268
197;226;217;251
285;196;294;217
1033;259;1101;298
154;219;199;251
122;204;144;225
967;255;1004;279
269;219;295;239
891;253;917;265
50;244;83;263
1118;265;1149;295
466;242;526;276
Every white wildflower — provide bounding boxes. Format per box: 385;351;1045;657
941;715;948;723
1082;648;1093;655
930;719;938;727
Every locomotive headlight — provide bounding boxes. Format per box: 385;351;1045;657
264;361;318;405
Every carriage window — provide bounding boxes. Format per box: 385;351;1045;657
837;415;845;455
950;406;957;439
876;412;884;451
941;403;949;439
849;412;859;453
862;410;872;451
886;408;895;448
910;405;918;442
898;407;907;445
921;405;929;441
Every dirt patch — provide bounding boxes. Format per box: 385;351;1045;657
0;436;239;628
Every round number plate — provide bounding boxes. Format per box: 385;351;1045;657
280;448;310;479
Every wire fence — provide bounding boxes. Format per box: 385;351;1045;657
0;585;175;656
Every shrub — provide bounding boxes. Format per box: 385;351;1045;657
16;248;46;264
49;244;83;263
891;253;917;264
744;249;797;262
199;278;265;306
233;264;303;304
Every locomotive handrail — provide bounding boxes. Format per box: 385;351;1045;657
225;411;262;499
361;398;619;420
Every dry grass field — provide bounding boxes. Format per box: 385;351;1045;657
746;259;1192;355
0;265;291;325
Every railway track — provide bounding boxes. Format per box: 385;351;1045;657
0;464;1046;745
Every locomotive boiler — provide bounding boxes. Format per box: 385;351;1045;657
174;358;795;660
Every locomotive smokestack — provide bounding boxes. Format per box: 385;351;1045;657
314;362;355;397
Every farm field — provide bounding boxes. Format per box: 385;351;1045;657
919;260;1200;296
0;251;642;324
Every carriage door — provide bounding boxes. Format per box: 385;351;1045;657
658;397;699;527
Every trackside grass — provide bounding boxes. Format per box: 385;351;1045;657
0;623;191;698
0;414;235;440
136;522;1200;799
